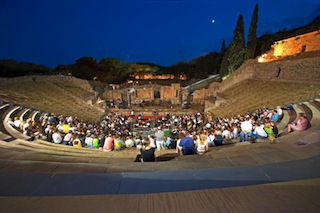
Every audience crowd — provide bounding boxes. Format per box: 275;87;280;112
7;102;311;161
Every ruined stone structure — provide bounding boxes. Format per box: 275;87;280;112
131;73;187;80
258;30;320;63
160;83;187;105
192;89;209;104
192;30;320;110
102;91;122;101
130;87;155;105
102;83;188;107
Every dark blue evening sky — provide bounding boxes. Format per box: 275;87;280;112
1;0;319;68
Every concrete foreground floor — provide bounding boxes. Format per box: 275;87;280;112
0;133;320;213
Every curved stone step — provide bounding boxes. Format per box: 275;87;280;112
276;110;289;132
18;108;30;121
3;106;29;140
311;99;320;111
0;104;10;134
278;101;320;145
293;104;304;122
30;110;40;123
303;102;320;129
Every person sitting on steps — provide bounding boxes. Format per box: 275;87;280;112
287;113;310;133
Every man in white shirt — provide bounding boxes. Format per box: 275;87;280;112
52;129;62;144
206;131;215;147
251;122;267;142
239;117;253;142
155;126;165;150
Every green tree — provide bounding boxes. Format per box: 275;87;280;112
246;3;258;59
99;57;121;69
73;56;97;80
75;56;97;68
220;14;246;78
221;40;226;52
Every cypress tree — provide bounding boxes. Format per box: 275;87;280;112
220;14;246;78
221;40;226;52
246;3;258;59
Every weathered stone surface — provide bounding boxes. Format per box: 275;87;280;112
194;31;320;103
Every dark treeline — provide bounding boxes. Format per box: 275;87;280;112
0;60;54;77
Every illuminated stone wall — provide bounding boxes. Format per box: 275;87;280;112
160;83;185;105
130;87;155;104
258;31;320;62
195;51;320;107
102;91;122;101
193;88;208;104
273;31;320;57
195;31;320;103
133;73;175;80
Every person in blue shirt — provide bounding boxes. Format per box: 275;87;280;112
179;131;196;155
270;110;279;122
284;103;294;110
164;136;171;148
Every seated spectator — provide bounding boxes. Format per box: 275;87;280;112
136;140;143;150
264;122;279;143
287;113;310;133
92;134;99;148
222;128;231;140
63;130;73;145
197;132;208;155
251;122;268;142
13;117;22;129
284;103;294;110
239;117;253;142
164;136;172;148
134;135;142;148
176;132;184;155
61;121;70;134
46;126;54;142
125;136;134;148
25;121;40;141
206;131;215;147
22;119;31;135
103;134;114;152
72;134;82;147
213;129;224;146
85;132;95;148
149;135;156;148
99;133;105;148
230;123;239;139
270;122;279;138
270;110;279;123
276;106;283;117
179;131;196;155
114;134;124;151
134;138;156;162
52;128;62;144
